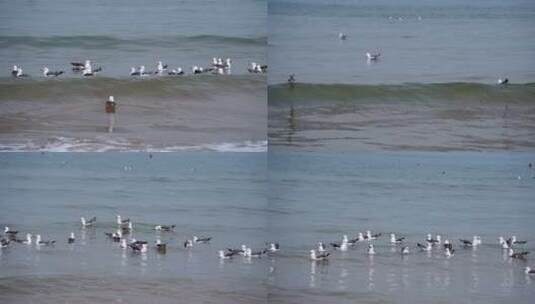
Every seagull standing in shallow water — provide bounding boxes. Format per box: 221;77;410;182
366;51;381;61
267;243;280;253
36;235;55;246
42;67;64;77
391;233;405;244
219;250;235;259
81;216;96;227
498;78;509;85
68;232;75;244
310;249;329;261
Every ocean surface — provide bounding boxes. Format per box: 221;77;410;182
1;0;266;78
267;151;535;304
268;0;535;84
0;152;268;304
269;82;535;152
0;0;267;151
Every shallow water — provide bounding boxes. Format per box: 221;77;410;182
268;0;535;85
0;152;268;303
0;76;267;151
269;83;535;152
266;151;535;303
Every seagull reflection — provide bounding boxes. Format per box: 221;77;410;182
470;266;479;291
337;267;348;291
309;259;329;288
401;266;409;288
310;261;317;288
368;265;375;291
80;229;87;246
501;268;514;291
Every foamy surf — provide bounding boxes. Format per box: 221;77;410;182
0;137;267;153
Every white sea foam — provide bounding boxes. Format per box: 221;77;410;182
0;137;267;153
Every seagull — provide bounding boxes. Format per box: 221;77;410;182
338;32;347;40
401;246;410;255
82;66;95;76
116;215;130;225
130;67;141;76
138;65;151;76
367;244;376;255
499;236;510;249
35;235;55;246
267;242;280;253
330;240;348;251
14;67;29;78
11;65;18;77
168;67;184;75
156;61;168;75
155;239;167;254
366;52;381;61
42;67;64;77
365;230;381;240
525;267;535;275
14;233;32;245
184;239;193;248
245;247;266;258
248;62;259;73
459;239;473;247
417;242;432;252
130;239;148;246
71;61;86;71
105;230;122;242
511;236;527;245
498;78;509;85
288;74;295;86
509;248;529;259
390;233;405;244
443;240;453;251
154;225;175;232
4;227;18;239
121;222;133;233
193;236;211;244
219;250;235;259
445;247;455;257
310;249;329;261
227;245;247;256
68;232;75;244
427;234;441;245
80;216;96;227
192;65;203;74
130;242;148;253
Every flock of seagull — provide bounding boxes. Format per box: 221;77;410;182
2;222;533;275
0;215;279;260
9;58;267;79
307;231;533;275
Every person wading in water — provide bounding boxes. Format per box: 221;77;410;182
105;95;116;133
